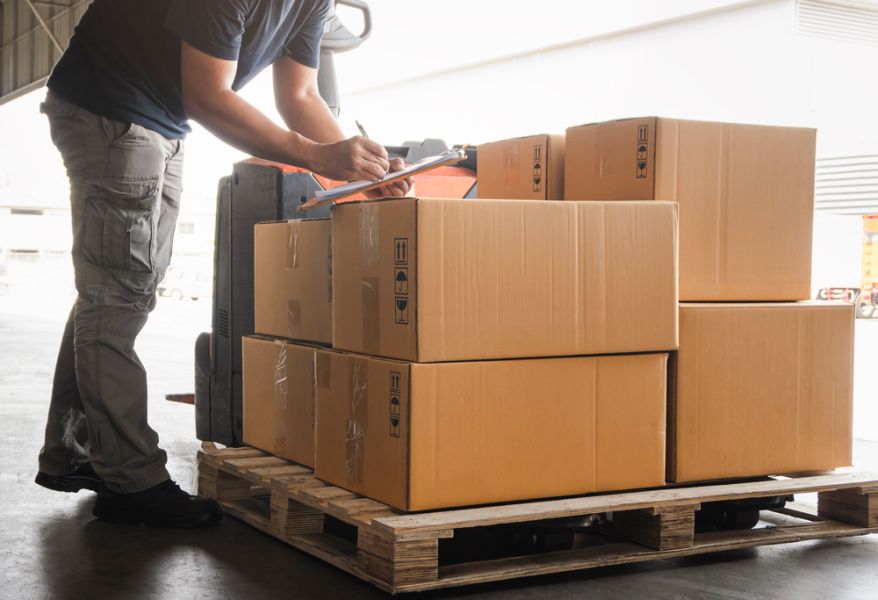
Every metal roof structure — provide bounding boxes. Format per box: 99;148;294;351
0;0;89;106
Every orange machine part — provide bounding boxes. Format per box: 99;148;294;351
240;158;475;202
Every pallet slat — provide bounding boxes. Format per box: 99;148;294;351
197;446;878;594
371;472;878;537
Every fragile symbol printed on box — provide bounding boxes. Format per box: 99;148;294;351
389;371;402;438
394;238;408;266
393;238;409;324
389;396;401;437
532;144;543;192
636;125;649;179
394;296;408;324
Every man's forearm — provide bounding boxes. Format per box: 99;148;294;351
278;91;346;144
186;88;319;168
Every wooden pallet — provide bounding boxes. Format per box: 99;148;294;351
197;444;878;594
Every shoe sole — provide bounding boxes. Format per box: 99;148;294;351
93;503;223;528
35;472;101;494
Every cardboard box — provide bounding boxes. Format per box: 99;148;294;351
565;117;816;301
254;219;331;345
670;302;854;483
242;336;317;467
315;350;668;511
477;134;565;200
331;197;679;362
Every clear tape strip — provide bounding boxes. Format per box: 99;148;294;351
273;341;288;456
345;358;367;483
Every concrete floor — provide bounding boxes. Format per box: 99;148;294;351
2;295;878;599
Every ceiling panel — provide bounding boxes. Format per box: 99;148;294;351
0;0;91;106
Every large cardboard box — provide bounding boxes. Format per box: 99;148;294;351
477;134;565;200
315;350;668;511
565;117;816;301
331;197;679;362
254;219;331;345
670;302;854;483
242;336;317;467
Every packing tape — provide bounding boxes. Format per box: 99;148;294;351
287;300;302;338
361;277;380;356
287;221;300;269
359;205;380;268
345;358;368;484
273;341;288;456
309;351;318;432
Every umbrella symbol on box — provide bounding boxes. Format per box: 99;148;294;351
395;269;408;294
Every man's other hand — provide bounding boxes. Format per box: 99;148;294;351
365;157;414;199
310;136;390;182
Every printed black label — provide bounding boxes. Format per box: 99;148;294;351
394;238;409;266
394;268;408;295
389;371;402;438
393;238;410;324
394;296;409;324
533;144;544;192
636;124;649;179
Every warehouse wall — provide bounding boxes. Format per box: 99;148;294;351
339;0;878;160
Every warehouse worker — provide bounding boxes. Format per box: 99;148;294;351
34;0;410;528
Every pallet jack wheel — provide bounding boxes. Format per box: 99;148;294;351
695;495;790;533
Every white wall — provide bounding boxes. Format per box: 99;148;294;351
812;214;864;290
338;0;878;159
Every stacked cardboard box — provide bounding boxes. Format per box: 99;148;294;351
562;117;854;483
244;194;680;510
321;197;679;510
477;134;565;200
243;116;854;512
242;218;332;468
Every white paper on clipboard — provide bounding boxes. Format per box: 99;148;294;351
298;148;467;211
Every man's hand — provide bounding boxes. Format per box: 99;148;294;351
308;136;390;182
365;157;414;198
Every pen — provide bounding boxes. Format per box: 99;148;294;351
355;120;369;139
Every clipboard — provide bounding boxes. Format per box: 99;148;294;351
298;147;467;211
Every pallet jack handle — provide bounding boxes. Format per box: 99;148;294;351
318;0;373;116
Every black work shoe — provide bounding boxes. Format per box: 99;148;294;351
35;463;102;493
93;479;223;528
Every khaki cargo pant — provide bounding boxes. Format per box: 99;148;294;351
38;91;184;493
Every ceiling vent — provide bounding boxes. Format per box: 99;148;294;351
798;0;878;45
815;154;878;215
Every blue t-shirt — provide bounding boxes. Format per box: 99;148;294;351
48;0;330;139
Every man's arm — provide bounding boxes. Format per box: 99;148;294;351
181;41;389;182
273;55;344;144
273;56;411;197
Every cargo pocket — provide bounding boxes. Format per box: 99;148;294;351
80;178;160;273
100;116;135;146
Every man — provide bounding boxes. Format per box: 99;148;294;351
34;0;410;528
